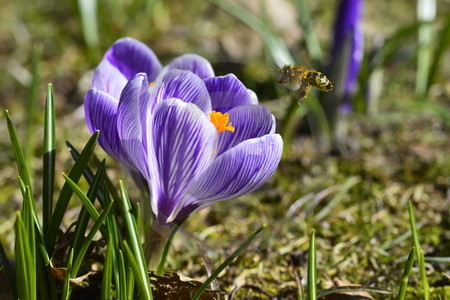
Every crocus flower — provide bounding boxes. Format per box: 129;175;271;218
329;0;364;113
84;37;283;226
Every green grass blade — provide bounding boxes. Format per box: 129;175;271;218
15;212;36;300
43;83;56;234
307;230;316;300
209;0;294;66
117;249;128;300
317;286;395;298
127;266;135;300
415;0;436;100
293;0;323;62
46;131;99;250
5;109;33;193
18;176;45;254
71;160;106;253
408;201;429;300
66;141;120;205
424;256;450;263
380;223;424;250
123;241;152;299
71;200;113;276
427;12;450;92
0;241;17;299
156;218;186;275
280;97;309;158
101;236;114;300
62;173;111;240
119;181;153;299
77;0;100;58
61;248;74;300
192;225;265;300
23;186;36;273
314;176;360;222
397;247;415;300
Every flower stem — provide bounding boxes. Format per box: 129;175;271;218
143;220;171;270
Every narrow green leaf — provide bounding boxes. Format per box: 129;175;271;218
293;0;323;62
18;177;45;246
61;248;74;300
6;109;33;193
380;223;424;250
117;249;128;300
427;12;450;92
71;200;113;277
72;160;106;253
156;218;186;275
209;0;294;66
127;266;135;300
416;0;436;99
15;212;36;300
46;131;99;250
424;256;450;263
307;230;316;300
61;173;99;217
317;286;395;298
123;241;153;300
66;141;120;205
0;238;17;299
23;186;36;294
118;181;153;299
314;177;360;222
77;0;100;58
408;201;429;300
280;96;309;158
101;237;114;300
192;225;265;300
43;83;56;234
397;248;415;300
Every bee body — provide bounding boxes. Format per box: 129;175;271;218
277;65;333;104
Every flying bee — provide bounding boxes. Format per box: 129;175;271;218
277;65;333;105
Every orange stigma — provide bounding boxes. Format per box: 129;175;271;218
209;111;235;133
149;82;156;87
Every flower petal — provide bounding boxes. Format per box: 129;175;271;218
104;37;162;82
216;105;276;155
204;74;252;112
186;134;283;206
150;70;212;113
248;89;259;104
163;54;214;79
84;88;124;161
117;73;150;178
148;98;217;224
92;60;129;100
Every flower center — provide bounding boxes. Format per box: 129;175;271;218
149;82;156;87
209;111;235;133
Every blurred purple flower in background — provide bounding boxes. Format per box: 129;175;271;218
84;38;283;226
329;0;364;113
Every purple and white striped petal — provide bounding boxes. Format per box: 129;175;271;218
92;61;129;100
216;105;276;155
185;134;283;206
204;74;252;112
150;70;212;113
84;88;124;161
117;73;150;178
248;89;259;105
104;37;162;82
148;98;218;224
163;54;214;79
